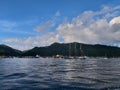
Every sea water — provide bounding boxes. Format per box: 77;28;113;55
0;58;120;90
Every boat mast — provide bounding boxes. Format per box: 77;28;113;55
69;43;71;57
80;44;84;57
74;42;77;58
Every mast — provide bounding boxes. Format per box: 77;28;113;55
80;44;84;57
69;43;71;57
74;42;77;58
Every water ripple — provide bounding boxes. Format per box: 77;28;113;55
0;58;120;90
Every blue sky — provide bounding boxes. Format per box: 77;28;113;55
0;0;120;50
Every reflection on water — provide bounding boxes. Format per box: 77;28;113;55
0;58;120;90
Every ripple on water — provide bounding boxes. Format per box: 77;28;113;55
0;58;120;90
3;73;27;80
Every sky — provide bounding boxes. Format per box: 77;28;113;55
0;0;120;50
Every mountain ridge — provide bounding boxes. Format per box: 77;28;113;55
0;44;22;56
0;42;120;57
22;42;120;57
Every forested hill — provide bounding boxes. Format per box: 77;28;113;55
0;43;120;57
0;44;22;56
22;42;120;57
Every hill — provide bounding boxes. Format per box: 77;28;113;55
0;43;120;57
22;42;120;57
0;44;22;57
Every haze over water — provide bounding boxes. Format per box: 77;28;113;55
0;58;120;90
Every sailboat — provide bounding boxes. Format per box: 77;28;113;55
64;43;87;59
78;44;87;59
103;54;108;59
35;54;40;58
69;43;74;59
64;43;74;59
74;42;79;59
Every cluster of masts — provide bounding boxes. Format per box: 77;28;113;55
34;43;109;59
67;43;87;59
54;43;87;59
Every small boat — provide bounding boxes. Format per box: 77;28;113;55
103;54;108;59
35;54;40;58
54;54;63;58
78;56;88;59
103;57;108;59
79;44;87;59
64;56;74;59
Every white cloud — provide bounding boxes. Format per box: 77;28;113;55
34;21;55;32
3;5;120;50
34;11;61;33
109;16;120;25
3;32;60;50
56;5;120;46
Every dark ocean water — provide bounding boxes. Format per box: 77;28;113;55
0;58;120;90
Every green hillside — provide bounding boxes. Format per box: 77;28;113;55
0;43;120;57
0;44;22;56
22;42;120;57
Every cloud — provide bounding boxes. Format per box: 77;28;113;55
56;5;120;46
0;20;17;31
34;11;61;33
0;19;39;36
34;21;55;32
3;32;60;50
3;5;120;50
55;11;61;17
109;16;120;25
